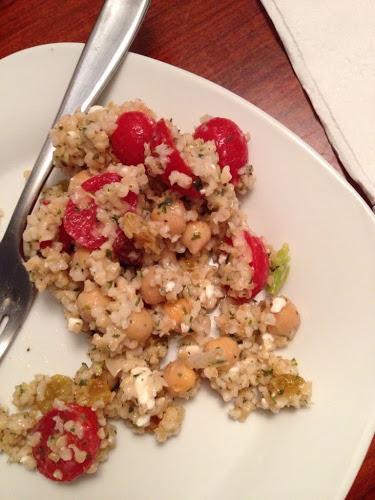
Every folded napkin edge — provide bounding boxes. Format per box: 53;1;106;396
261;0;375;206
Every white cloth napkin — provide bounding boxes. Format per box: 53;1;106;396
261;0;375;205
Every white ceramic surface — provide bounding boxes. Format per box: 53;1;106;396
0;43;374;500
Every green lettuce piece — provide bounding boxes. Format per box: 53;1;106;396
267;244;290;295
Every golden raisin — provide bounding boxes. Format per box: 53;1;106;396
74;374;112;406
36;375;74;413
268;374;305;398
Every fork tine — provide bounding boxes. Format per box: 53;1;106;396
0;309;29;361
0;298;11;319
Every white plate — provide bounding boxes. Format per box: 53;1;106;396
0;43;374;500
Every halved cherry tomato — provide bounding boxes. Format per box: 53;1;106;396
82;172;138;212
194;117;248;183
32;403;100;482
81;172;122;193
110;111;156;166
63;200;107;251
225;232;269;299
112;229;143;266
243;231;269;298
151;119;202;198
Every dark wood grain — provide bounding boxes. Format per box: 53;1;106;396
0;0;373;497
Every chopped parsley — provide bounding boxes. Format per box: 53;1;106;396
158;197;173;213
262;368;273;376
191;231;201;241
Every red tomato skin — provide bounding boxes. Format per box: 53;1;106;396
151;120;202;198
58;223;74;253
39;240;52;249
82;172;138;211
225;232;269;299
122;191;138;212
81;172;122;193
112;229;143;266
110;111;156;165
243;231;269;298
150;118;175;149
39;225;73;252
63;200;107;251
32;404;100;482
194;117;248;183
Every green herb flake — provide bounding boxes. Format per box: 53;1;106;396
105;249;113;259
191;231;201;241
212;359;225;366
262;368;273;376
158;197;173;213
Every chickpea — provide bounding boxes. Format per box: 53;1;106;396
163;360;197;396
182;221;211;255
268;299;300;339
125;309;154;343
68;170;91;192
204;336;240;367
140;267;164;305
77;288;110;322
163;298;191;327
71;248;90;267
151;199;187;236
160;249;178;265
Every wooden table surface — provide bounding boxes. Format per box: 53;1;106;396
0;0;373;497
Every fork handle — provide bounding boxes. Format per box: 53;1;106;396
2;0;150;249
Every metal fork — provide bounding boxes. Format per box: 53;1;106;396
0;0;150;361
